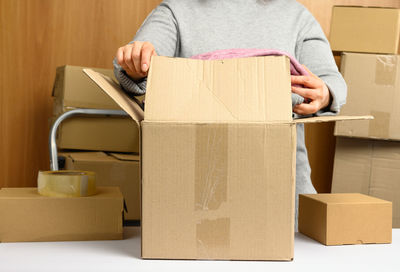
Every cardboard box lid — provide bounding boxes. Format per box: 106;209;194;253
83;56;371;125
144;56;293;122
303;193;391;205
53;65;122;110
0;187;123;199
63;152;115;162
109;153;139;161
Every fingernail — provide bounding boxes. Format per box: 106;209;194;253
142;64;148;71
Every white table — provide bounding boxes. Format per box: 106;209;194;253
0;228;398;272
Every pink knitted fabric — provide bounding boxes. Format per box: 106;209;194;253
191;48;309;77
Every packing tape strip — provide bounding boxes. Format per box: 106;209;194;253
38;170;96;197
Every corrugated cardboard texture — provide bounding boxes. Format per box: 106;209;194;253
56;115;140;153
83;56;371;261
299;193;392;245
335;53;400;141
332;137;400;228
141;122;296;260
63;152;140;220
145;56;293;123
0;187;123;242
53;66;141;153
330;6;400;54
53;65;121;115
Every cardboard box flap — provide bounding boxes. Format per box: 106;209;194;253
63;152;115;162
334;5;400;10
109;153;139;162
83;69;144;126
145;56;293;123
294;115;373;124
303;193;391;204
0;187;123;199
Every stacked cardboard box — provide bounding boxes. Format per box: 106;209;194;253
60;152;140;221
52;65;140;153
0;187;124;242
52;66;142;222
330;6;400;228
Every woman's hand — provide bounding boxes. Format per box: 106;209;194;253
291;66;332;115
116;41;157;81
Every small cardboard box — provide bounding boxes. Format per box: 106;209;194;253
334;52;400;141
62;152;140;221
84;56;370;260
52;65;140;153
0;187;123;243
330;6;400;54
299;193;392;246
332;137;400;228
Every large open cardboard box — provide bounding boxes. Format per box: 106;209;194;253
84;56;370;261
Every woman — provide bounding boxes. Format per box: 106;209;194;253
113;0;346;229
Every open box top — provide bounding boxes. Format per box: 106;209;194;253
83;56;371;126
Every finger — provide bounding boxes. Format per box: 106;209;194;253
123;45;136;74
132;42;144;74
115;47;125;68
293;102;320;115
141;43;154;73
291;75;320;88
116;47;129;71
291;86;318;100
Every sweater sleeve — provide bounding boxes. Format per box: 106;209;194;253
295;11;347;116
113;2;179;95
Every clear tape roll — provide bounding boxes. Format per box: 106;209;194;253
38;170;96;197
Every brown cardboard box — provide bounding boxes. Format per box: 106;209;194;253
0;187;123;242
62;152;140;221
332;137;400;228
335;53;400;141
55;115;140;153
330;6;400;54
52;65;141;153
84;56;370;260
299;193;392;246
53;65;120;114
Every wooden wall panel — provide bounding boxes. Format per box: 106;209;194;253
1;0;400;190
0;0;162;187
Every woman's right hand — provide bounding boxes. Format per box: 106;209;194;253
116;41;157;81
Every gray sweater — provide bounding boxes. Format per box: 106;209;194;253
113;0;347;230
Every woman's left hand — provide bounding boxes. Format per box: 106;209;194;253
290;66;332;115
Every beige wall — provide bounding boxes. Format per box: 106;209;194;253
1;0;399;190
